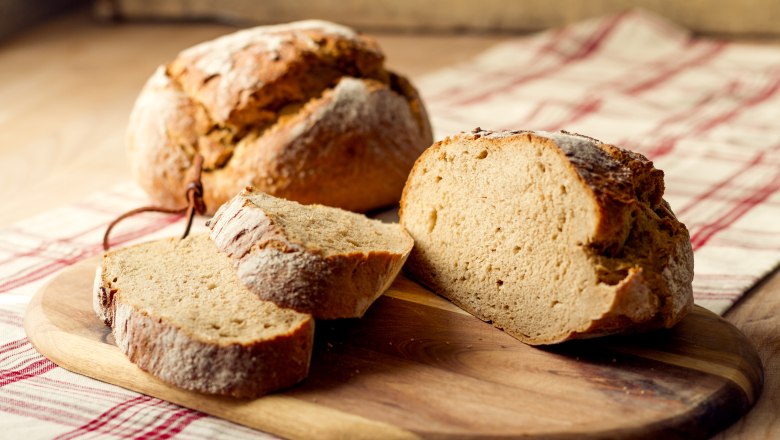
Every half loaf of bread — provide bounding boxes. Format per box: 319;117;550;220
93;234;314;397
208;188;414;319
400;129;694;345
127;20;433;214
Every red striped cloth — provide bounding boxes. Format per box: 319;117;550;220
1;9;779;438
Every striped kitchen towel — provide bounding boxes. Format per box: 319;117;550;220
1;9;779;439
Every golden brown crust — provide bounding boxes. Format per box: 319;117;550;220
564;133;693;337
236;249;409;319
168;24;386;128
127;21;432;214
113;301;313;398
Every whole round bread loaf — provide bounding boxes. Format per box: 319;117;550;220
127;20;433;214
400;129;694;345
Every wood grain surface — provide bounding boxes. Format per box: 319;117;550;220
25;258;763;439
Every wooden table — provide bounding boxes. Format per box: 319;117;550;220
1;10;777;439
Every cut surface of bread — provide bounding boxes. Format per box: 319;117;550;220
400;129;694;345
93;234;313;397
208;188;414;319
127;20;432;214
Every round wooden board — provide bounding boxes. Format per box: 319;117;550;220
25;259;762;439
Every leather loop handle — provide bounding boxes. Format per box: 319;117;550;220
103;155;206;251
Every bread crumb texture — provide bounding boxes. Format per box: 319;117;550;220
209;188;414;319
127;20;433;214
400;129;694;345
93;234;314;397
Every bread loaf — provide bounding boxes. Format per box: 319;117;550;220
93;234;314;397
127;20;433;214
208;188;414;319
400;129;694;345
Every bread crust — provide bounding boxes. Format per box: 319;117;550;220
208;188;414;319
127;20;432;214
400;129;694;344
93;238;314;398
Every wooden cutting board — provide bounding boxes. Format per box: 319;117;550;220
25;258;763;439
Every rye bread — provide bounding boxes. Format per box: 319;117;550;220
127;20;432;214
93;234;314;397
399;129;694;345
208;188;414;319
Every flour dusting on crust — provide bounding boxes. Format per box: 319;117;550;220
180;20;359;78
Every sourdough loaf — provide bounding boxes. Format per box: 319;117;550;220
400;129;694;345
127;20;432;214
93;234;314;397
208;188;414;319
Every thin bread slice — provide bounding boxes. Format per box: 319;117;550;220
93;234;314;397
208;188;415;319
399;129;694;345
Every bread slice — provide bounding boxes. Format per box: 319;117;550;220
93;234;314;397
208;188;414;319
399;129;694;345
